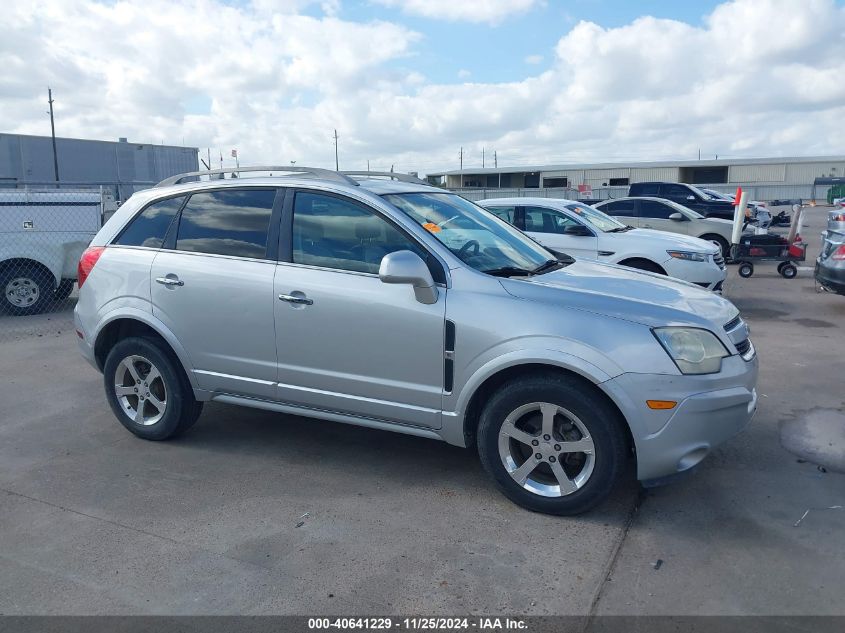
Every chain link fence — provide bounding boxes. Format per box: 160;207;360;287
0;187;121;342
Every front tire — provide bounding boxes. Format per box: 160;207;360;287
103;337;202;441
477;374;627;516
702;234;730;259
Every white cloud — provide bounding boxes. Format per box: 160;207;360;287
373;0;540;24
2;0;845;176
524;54;543;65
457;69;471;79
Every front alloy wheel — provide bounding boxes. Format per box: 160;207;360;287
477;374;627;515
498;402;595;497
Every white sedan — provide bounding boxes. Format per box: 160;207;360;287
478;197;727;292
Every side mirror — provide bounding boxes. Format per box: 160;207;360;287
668;212;686;221
379;250;438;305
564;224;592;236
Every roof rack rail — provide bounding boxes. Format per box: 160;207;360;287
340;171;430;186
155;166;359;188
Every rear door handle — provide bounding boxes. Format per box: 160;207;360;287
156;277;184;287
278;293;313;305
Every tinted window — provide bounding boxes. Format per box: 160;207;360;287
662;184;693;201
175;189;276;259
639;200;677;219
601;200;637;217
293;192;425;274
485;205;517;224
115;196;183;248
634;183;659;195
523;206;579;234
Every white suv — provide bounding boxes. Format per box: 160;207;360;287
479;198;727;292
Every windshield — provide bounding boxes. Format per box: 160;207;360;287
383;192;554;274
564;202;627;232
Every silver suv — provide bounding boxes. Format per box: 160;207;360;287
74;167;758;515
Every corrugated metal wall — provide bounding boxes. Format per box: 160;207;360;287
0;134;198;200
728;164;786;183
785;161;845;183
631;167;678;182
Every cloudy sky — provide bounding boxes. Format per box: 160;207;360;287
3;0;845;175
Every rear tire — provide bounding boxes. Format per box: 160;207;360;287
103;336;202;441
477;373;627;516
1;264;54;316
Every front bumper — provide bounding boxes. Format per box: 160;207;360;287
662;257;727;292
602;353;759;482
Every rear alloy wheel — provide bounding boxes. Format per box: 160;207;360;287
477;374;627;515
104;337;202;440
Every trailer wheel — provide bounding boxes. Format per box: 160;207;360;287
779;263;797;279
737;262;754;278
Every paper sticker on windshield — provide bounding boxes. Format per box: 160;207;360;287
422;222;442;233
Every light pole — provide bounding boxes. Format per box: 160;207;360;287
47;87;59;183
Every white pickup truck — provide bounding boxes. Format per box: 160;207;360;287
1;190;104;315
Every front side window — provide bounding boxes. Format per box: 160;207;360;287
384;192;553;275
523;206;579;234
292;192;426;274
175;189;276;258
639;200;677;219
114;196;184;248
485;205;517;224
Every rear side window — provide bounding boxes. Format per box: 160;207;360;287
662;184;692;200
523;206;579;234
601;200;636;217
114;196;184;248
175;189;276;259
633;183;659;196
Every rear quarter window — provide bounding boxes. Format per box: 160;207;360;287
113;196;185;248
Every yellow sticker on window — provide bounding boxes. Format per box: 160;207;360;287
422;222;442;233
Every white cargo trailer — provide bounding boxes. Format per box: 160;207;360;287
1;190;103;315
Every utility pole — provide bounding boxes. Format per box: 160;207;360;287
47;87;59;183
494;150;498;168
333;129;339;171
698;148;701;160
367;160;370;171
482;147;485;169
459;146;463;187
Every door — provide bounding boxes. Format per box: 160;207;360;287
150;187;281;399
273;190;446;429
660;183;698;208
521;205;598;260
637;199;689;234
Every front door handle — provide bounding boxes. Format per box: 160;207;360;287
155;276;184;287
278;293;313;305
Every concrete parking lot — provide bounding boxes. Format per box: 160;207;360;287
0;207;842;616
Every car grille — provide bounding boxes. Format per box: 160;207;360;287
714;252;726;270
725;316;755;361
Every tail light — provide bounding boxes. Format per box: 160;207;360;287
77;246;106;288
831;213;845;222
832;245;845;261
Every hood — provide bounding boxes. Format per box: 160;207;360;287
499;259;738;330
621;228;719;253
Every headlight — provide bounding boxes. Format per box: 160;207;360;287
667;250;709;262
653;327;729;374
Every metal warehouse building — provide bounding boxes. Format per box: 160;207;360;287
427;156;845;202
0;133;199;201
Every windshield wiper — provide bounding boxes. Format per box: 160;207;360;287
482;266;534;277
607;225;634;233
531;258;569;275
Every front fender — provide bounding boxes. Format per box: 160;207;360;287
439;344;620;447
